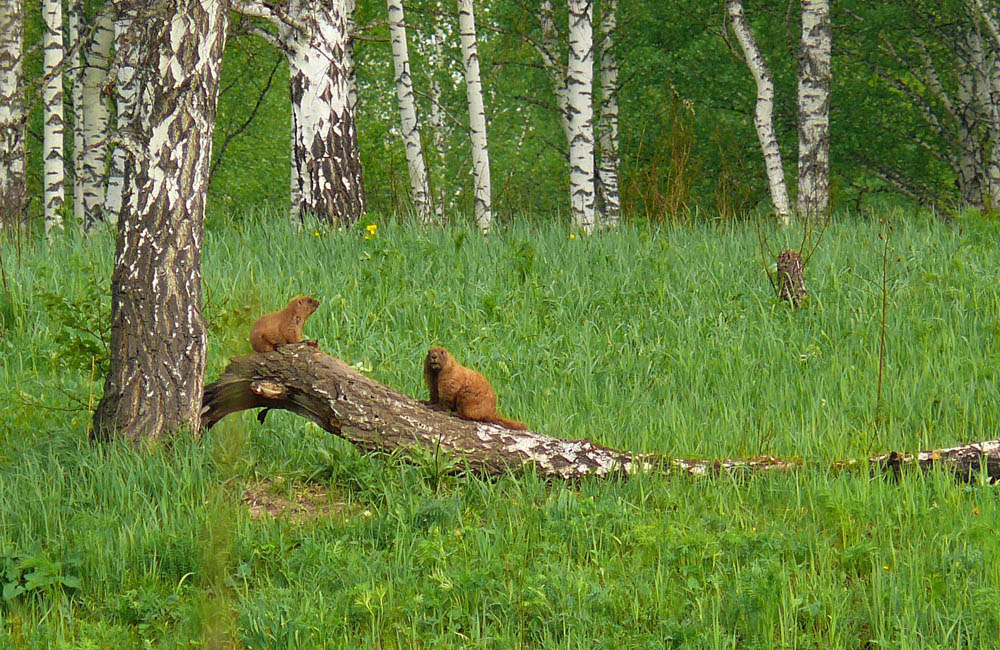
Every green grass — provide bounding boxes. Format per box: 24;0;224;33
1;212;999;648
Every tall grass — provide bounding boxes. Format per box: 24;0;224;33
1;212;999;647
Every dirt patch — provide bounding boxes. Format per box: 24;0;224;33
242;478;350;523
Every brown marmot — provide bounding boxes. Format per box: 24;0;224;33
423;347;527;430
250;296;320;353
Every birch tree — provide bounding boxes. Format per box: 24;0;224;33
426;7;448;218
104;8;138;224
0;1;26;230
345;0;357;113
839;2;997;209
539;0;570;141
796;0;830;220
458;0;492;233
956;26;984;206
567;0;595;233
69;1;83;223
92;0;229;444
387;0;433;223
976;0;1000;203
596;0;620;227
235;0;365;225
727;0;791;225
78;9;113;230
43;0;66;234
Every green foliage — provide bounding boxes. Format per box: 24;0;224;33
37;272;110;377
2;551;81;605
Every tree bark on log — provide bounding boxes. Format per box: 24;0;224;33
201;345;1000;483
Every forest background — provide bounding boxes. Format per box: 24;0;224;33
10;0;996;225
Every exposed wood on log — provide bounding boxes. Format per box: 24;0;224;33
201;345;1000;483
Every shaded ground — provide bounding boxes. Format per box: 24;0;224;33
242;478;352;523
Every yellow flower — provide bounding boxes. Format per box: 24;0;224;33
313;231;321;238
569;233;576;240
366;223;377;236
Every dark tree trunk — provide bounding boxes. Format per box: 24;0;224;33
201;345;1000;483
777;249;808;307
93;0;229;444
0;0;26;232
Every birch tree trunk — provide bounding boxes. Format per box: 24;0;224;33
956;27;984;208
458;0;492;233
596;0;620;228
539;0;570;142
796;0;831;220
43;0;66;234
387;0;433;223
427;11;448;218
79;11;113;231
971;6;1000;207
345;0;357;114
104;10;138;225
281;0;365;225
0;1;26;231
727;0;791;225
567;0;595;233
988;62;1000;206
93;0;229;444
69;1;83;224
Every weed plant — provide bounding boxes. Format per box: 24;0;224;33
0;211;998;648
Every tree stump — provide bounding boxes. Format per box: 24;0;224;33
777;249;807;307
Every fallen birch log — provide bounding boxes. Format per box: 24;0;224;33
201;345;1000;482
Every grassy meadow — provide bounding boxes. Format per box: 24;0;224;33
1;212;999;648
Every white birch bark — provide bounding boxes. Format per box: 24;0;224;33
289;110;300;221
458;0;492;233
43;0;66;234
80;11;112;230
345;0;357;114
287;0;365;224
69;2;83;223
93;0;229;443
104;10;137;224
727;0;791;225
970;4;1000;205
235;0;365;224
427;12;447;218
540;0;571;142
596;0;620;227
987;61;1000;205
956;27;983;207
0;1;26;230
567;0;595;233
796;0;831;220
387;0;432;223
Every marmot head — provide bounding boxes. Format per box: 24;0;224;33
425;347;450;371
289;296;320;315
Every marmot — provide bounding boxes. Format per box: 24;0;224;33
423;347;527;430
250;296;320;353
